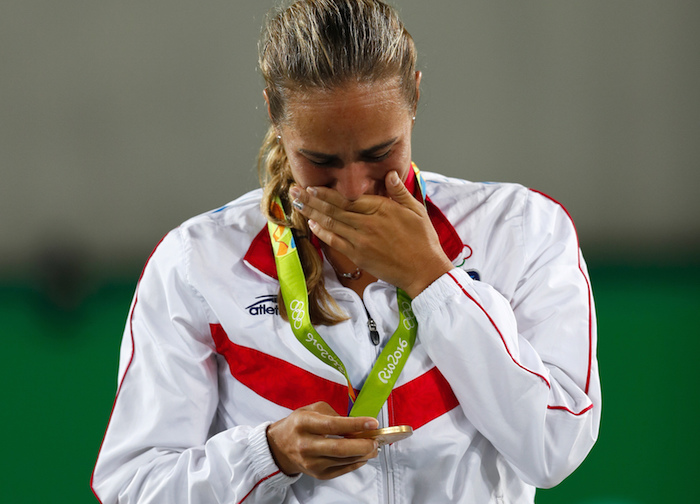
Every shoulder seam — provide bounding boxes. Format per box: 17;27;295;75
177;226;216;326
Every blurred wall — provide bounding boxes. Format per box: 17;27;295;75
2;0;699;271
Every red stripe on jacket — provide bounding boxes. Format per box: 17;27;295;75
211;323;459;428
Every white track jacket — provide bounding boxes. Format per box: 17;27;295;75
92;169;600;503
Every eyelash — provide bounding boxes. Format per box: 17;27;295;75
306;150;392;166
308;158;335;167
368;150;392;162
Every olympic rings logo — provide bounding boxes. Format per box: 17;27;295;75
290;299;305;329
400;300;416;330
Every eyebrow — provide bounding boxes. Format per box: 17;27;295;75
299;137;398;158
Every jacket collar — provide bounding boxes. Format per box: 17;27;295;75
244;167;463;279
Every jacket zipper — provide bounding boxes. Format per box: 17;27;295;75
360;299;395;503
365;307;395;504
379;402;395;504
366;309;381;346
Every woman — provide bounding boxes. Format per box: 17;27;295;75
92;1;600;502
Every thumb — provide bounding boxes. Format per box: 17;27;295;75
386;170;417;207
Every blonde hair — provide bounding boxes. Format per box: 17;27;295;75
258;0;418;325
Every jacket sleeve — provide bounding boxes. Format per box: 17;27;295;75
91;228;298;504
412;189;601;489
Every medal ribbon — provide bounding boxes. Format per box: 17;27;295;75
267;164;426;418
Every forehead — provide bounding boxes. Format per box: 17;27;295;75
283;80;410;120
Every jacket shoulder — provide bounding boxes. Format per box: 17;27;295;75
422;171;531;221
179;188;265;234
173;189;266;270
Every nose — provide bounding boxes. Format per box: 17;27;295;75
334;163;374;200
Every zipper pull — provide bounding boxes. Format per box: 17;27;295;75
367;316;380;346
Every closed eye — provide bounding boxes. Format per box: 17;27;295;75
361;138;397;162
307;156;339;167
364;150;392;162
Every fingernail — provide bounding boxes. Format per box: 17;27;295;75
308;219;317;230
289;186;301;199
389;171;400;186
307;187;318;197
364;420;378;430
292;199;304;211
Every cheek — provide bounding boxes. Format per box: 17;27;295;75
387;150;412;181
289;162;331;189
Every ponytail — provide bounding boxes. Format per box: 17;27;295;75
258;125;348;326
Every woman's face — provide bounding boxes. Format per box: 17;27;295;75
277;78;418;200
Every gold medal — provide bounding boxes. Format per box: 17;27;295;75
345;425;413;446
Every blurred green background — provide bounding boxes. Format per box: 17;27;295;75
2;0;699;502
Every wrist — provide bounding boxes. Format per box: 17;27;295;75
403;260;454;299
266;421;301;477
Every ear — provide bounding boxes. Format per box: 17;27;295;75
415;71;422;102
263;89;273;123
411;71;422;125
414;71;422;110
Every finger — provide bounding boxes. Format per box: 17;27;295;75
385;170;425;214
307;219;356;254
290;186;350;219
290;425;378;472
292;187;372;231
314;444;380;479
304;186;382;216
301;438;379;475
321;443;380;463
311;437;378;460
306;186;353;210
316;460;371;481
304;410;379;437
290;188;362;242
300;401;342;415
303;204;358;237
